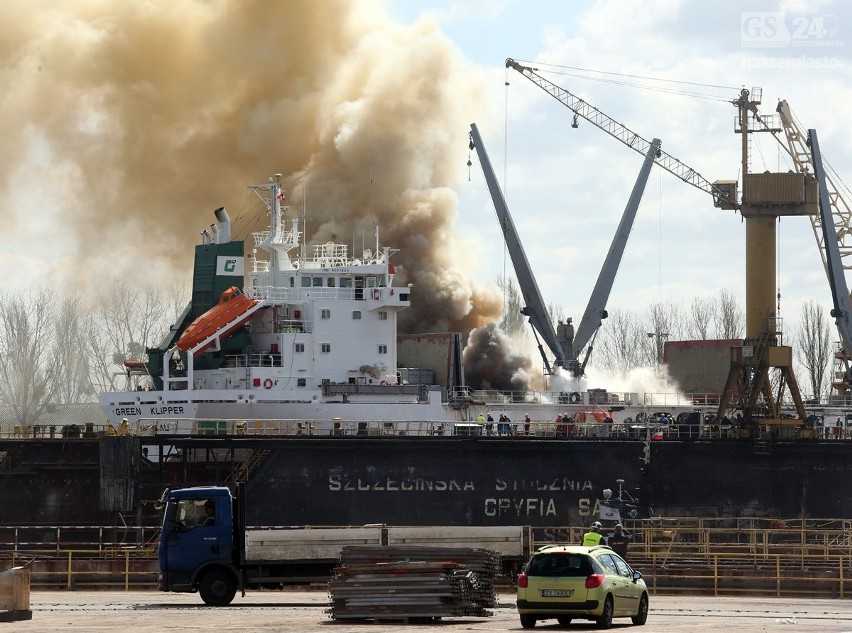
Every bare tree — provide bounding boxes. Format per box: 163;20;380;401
794;300;832;401
87;281;183;392
686;296;713;340
52;295;95;403
643;301;683;366
547;301;568;331
594;308;646;372
496;275;526;337
0;289;58;423
713;288;744;339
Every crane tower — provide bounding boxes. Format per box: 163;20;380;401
715;89;814;429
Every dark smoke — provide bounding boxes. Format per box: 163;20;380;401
462;323;533;392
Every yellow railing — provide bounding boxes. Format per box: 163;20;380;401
2;518;851;595
1;549;157;590
637;552;851;598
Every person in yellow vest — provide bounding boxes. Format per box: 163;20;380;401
582;521;608;547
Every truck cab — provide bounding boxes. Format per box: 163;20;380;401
158;486;238;605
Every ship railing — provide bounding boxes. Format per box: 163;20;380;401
137;418;451;437
448;386;728;409
249;285;369;302
3;417;847;441
0;422;115;440
128;417;727;440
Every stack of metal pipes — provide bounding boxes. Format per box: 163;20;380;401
327;545;500;621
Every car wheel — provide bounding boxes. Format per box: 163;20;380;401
632;593;648;625
557;615;573;625
519;614;536;629
596;595;613;629
199;569;236;606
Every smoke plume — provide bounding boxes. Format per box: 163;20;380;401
463;323;534;392
1;0;502;334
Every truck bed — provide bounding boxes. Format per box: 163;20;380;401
243;526;525;562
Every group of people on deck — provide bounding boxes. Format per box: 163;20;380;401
475;412;534;435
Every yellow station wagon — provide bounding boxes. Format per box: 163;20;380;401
516;544;648;629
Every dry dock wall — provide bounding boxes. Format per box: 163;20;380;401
2;436;852;528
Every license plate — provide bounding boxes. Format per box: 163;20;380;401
541;589;573;597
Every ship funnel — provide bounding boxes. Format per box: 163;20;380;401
214;207;231;243
201;228;211;245
211;223;220;243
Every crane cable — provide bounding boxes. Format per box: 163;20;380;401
502;64;510;324
517;60;740;103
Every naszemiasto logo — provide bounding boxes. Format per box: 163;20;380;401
741;12;843;49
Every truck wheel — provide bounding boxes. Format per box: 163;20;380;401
199;569;236;606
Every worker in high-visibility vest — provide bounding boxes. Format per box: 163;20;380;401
582;521;607;547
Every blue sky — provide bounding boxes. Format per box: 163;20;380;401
385;0;852;335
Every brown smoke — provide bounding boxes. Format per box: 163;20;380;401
0;0;501;334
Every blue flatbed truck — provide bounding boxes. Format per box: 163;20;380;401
157;485;526;605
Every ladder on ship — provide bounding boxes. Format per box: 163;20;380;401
227;449;271;484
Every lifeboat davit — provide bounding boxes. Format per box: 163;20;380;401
176;286;257;355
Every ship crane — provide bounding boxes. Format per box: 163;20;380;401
506;58;814;429
469;123;660;377
808;130;852;391
776;102;852;393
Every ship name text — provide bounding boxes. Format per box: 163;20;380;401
328;476;475;492
495;478;592;492
484;497;557;517
112;405;187;417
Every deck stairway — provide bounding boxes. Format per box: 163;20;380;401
226;449;271;484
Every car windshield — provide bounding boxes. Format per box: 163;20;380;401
527;553;591;577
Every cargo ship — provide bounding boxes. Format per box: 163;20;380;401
98;174;711;431
2;174;851;535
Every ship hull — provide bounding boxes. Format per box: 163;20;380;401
138;435;852;527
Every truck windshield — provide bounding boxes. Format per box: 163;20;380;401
164;498;216;531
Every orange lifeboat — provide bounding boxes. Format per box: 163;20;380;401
176;286;257;355
123;359;148;372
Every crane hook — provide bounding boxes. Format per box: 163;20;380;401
571;112;579;129
467;134;473;181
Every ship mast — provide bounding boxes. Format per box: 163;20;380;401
252;173;300;274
